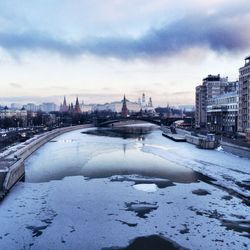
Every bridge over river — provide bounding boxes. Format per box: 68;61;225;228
95;116;181;127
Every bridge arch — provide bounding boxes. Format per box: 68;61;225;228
97;117;162;127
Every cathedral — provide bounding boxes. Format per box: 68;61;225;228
60;96;82;113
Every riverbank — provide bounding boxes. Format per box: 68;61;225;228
162;126;250;158
0;124;93;199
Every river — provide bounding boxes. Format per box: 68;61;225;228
0;123;249;250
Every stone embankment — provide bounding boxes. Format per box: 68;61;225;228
220;140;250;159
161;126;217;149
0;124;93;199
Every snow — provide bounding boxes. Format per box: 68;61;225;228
0;134;42;159
133;183;158;192
0;176;249;250
0;127;249;249
141;130;250;198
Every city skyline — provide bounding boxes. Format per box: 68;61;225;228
0;0;250;106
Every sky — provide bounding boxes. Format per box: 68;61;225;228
0;0;250;106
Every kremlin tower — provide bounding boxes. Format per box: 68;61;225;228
74;97;81;113
121;95;129;118
60;96;68;112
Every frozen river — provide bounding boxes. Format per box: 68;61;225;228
0;124;249;249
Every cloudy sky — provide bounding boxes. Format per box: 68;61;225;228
0;0;250;106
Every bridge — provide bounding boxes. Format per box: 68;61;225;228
95;116;181;127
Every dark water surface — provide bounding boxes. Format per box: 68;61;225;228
25;126;199;183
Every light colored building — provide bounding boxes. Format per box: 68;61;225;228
41;103;57;113
207;91;238;133
92;98;141;113
81;104;94;113
25;103;38;112
0;107;27;119
10;103;22;110
238;56;250;132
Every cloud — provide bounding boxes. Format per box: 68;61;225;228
0;8;249;59
171;91;193;96
9;82;22;88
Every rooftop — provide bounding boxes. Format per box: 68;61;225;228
245;55;250;65
203;74;220;82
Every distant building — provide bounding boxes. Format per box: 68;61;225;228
74;97;82;113
121;95;129;118
60;96;68;112
0;106;28;125
41;103;57;113
80;101;93;113
10;103;22;110
92;98;141;113
25;103;38;112
238;56;250;133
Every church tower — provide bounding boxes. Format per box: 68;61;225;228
121;95;129;118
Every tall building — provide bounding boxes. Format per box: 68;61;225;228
121;95;129;118
238;56;250;132
195;74;228;128
203;74;228;100
195;85;207;128
74;97;82;113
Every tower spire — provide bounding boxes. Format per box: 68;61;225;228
121;94;128;118
60;96;68;112
74;96;81;113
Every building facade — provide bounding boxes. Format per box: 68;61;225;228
195;74;240;134
207;91;238;133
238;56;250;132
203;74;228;100
195;85;207;128
195;74;228;128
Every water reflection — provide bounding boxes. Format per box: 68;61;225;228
81;126;152;139
25;125;199;184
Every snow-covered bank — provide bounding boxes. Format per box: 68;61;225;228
142;130;250;198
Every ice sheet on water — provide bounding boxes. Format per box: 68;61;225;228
133;183;158;192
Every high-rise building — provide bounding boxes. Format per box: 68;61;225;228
203;74;228;100
121;95;129;118
195;74;228;128
195;85;207;128
238;56;250;132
